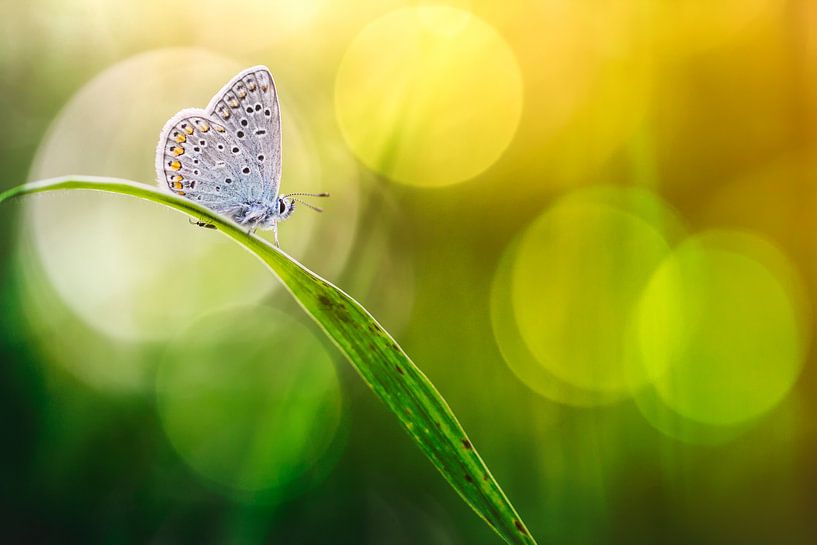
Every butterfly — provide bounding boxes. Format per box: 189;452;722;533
155;65;327;246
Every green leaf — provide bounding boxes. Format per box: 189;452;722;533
1;176;537;545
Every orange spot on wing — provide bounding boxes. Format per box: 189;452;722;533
169;160;181;171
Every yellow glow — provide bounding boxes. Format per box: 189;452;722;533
649;0;782;53
335;6;523;187
487;1;651;191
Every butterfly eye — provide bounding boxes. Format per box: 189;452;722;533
279;199;286;214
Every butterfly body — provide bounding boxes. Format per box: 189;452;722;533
230;197;294;228
155;66;320;244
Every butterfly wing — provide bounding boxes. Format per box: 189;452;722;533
155;109;253;213
205;66;282;203
155;66;282;215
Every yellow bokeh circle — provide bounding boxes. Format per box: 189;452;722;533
335;6;523;187
491;238;620;407
636;231;808;427
510;187;679;396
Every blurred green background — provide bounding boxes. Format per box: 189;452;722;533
2;1;817;543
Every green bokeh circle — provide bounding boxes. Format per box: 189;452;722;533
156;306;343;497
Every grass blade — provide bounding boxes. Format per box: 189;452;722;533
0;176;537;545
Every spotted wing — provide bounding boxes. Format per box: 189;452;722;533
155;109;260;213
205;66;282;203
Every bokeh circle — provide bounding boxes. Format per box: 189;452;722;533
335;5;523;187
27;48;358;341
510;187;680;396
636;230;808;427
156;305;343;496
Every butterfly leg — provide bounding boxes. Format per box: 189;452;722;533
189;218;216;230
272;221;279;248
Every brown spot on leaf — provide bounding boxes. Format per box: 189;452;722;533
395;365;404;375
483;473;489;481
514;520;528;535
435;421;442;429
337;309;351;323
462;439;473;450
317;295;333;308
464;474;474;483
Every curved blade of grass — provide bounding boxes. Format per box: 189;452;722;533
0;176;537;545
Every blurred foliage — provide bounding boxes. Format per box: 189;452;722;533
3;0;817;544
1;176;537;544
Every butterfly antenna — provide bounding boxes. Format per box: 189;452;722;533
292;198;324;213
284;192;330;198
